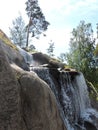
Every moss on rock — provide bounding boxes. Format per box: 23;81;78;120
0;29;18;50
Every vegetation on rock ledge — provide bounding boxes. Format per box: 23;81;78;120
0;29;18;50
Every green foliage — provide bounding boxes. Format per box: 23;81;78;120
66;21;98;90
87;80;98;106
9;14;27;47
94;43;98;56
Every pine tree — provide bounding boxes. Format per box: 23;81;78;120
9;14;27;47
25;0;49;47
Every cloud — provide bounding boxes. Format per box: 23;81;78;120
32;0;98;56
44;0;98;16
38;0;98;27
67;0;98;15
31;27;71;56
0;0;27;35
39;0;68;12
38;0;98;56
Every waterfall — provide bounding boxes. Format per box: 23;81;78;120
72;73;91;115
17;46;33;65
32;67;74;130
32;67;58;96
32;66;98;130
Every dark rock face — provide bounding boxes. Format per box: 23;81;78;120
84;121;97;130
32;52;50;65
91;98;98;111
0;39;66;130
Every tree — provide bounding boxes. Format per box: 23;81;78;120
25;0;50;47
94;44;98;56
58;53;66;62
47;40;55;57
96;23;98;39
94;23;98;57
94;43;98;68
9;14;27;47
28;44;36;52
94;24;98;68
66;21;96;82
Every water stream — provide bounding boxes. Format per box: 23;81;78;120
17;46;33;65
32;67;98;130
17;47;98;130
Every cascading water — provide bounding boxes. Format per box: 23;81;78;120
32;67;98;130
16;48;98;130
32;67;73;130
17;46;33;65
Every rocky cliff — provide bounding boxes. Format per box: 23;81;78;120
0;30;67;130
0;30;98;130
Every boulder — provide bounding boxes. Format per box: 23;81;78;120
11;64;67;130
0;39;66;130
32;52;66;68
0;41;21;130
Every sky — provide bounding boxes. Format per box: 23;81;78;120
0;0;98;56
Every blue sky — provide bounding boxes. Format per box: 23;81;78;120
0;0;98;56
40;0;98;27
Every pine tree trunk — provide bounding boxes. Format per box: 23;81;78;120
26;25;30;47
26;14;32;48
